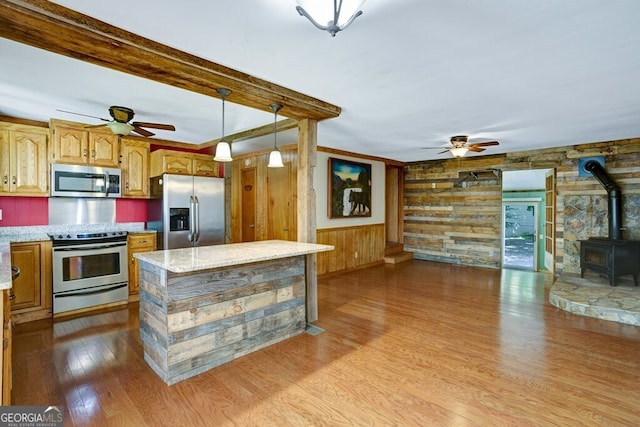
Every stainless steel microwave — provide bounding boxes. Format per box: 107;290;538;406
50;164;122;198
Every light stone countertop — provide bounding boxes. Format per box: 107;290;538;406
135;240;334;274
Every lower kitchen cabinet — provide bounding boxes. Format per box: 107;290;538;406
9;240;53;324
128;233;157;301
2;289;11;405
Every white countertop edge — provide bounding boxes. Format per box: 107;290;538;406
135;240;334;274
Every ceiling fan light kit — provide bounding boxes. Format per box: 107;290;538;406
213;88;233;162
106;121;134;136
422;135;500;158
296;0;366;37
267;103;284;168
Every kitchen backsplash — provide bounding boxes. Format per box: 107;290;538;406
0;197;147;227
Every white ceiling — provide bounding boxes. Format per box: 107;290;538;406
1;0;640;162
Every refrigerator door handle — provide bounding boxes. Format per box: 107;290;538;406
194;196;200;242
188;195;195;242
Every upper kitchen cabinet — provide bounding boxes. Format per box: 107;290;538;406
150;149;218;177
0;122;48;196
120;138;150;198
49;119;120;167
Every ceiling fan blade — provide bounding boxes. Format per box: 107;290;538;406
437;149;451;154
467;146;486;152
56;109;110;122
469;141;499;148
132;126;155;137
131;121;175;131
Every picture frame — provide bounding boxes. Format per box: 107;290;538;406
328;157;372;218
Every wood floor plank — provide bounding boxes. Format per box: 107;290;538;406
10;260;640;425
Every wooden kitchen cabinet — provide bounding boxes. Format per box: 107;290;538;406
120;138;150;197
50;120;120;167
9;241;53;324
150;149;218;177
0;122;48;196
127;232;157;301
2;289;11;405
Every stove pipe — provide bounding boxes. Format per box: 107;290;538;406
584;160;622;239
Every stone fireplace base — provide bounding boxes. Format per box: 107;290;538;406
550;272;640;326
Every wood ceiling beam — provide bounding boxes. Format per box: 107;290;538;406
198;118;299;149
0;0;341;122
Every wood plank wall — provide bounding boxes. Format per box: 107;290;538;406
404;138;640;274
317;224;386;276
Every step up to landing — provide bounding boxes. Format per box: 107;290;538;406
384;251;413;264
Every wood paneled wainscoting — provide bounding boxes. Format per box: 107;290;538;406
317;224;385;276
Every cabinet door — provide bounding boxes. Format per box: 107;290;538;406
51;126;88;164
127;233;156;296
11;128;48;194
89;131;120;167
2;290;11;405
192;156;218;177
162;154;192;175
121;140;150;197
0;129;10;193
10;243;41;311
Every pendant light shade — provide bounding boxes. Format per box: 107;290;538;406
213;88;233;162
267;103;284;168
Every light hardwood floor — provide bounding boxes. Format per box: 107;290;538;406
11;260;640;426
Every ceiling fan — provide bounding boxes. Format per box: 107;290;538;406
423;135;500;157
57;106;176;137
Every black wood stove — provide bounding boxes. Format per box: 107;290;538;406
579;160;640;286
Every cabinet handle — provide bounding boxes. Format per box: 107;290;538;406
83;149;87;157
2;175;6;185
12;176;16;185
9;293;16;300
91;149;96;158
131;256;135;264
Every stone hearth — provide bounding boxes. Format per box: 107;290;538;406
550;273;640;326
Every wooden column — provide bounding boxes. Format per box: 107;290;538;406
297;119;319;322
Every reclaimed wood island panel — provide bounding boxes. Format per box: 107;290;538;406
134;240;333;385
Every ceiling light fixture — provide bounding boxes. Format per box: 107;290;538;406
213;88;232;162
106;121;133;136
296;0;366;37
450;147;468;158
267;103;284;168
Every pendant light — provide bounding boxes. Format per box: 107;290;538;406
267;103;284;168
213;88;232;162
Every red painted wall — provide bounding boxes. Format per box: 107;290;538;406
0;196;148;226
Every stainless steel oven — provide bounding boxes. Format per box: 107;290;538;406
50;231;128;314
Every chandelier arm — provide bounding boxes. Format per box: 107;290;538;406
296;6;329;31
338;10;363;31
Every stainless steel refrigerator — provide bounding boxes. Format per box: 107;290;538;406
148;174;225;249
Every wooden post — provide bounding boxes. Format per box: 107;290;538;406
297;119;319;322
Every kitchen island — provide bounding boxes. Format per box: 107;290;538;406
134;240;333;385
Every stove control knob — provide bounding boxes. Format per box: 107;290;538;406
57;235;64;239
66;234;72;239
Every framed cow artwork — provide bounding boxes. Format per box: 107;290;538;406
328;157;372;218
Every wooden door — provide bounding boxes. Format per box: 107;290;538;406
10;243;41;311
0;128;10;193
267;164;292;241
385;166;400;244
241;168;257;242
12;127;48;194
544;169;556;272
89;131;119;167
52;125;87;164
121;140;149;197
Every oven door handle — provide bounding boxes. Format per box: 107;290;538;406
54;283;127;298
105;171;110;196
53;242;127;251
